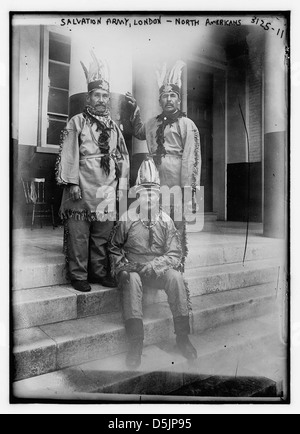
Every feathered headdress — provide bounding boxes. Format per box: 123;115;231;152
156;60;185;97
80;50;110;93
136;156;161;193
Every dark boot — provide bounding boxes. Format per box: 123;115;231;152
174;316;197;360
125;318;144;369
89;275;117;287
101;276;117;287
71;280;91;293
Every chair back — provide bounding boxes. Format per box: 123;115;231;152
21;178;46;204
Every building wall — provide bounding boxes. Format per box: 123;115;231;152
13;25;135;228
17;26;41;146
212;69;226;220
248;58;263;163
227;56;247;165
226;40;263;222
12;25;62;228
225;36;263;166
13;24;265;227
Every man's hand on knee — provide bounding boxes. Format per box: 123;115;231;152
140;263;153;279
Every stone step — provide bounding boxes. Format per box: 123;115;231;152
186;239;285;270
13;312;285;400
185;212;218;233
186;211;218;223
13;283;277;381
13;258;68;291
12;260;281;330
13;239;284;291
12;284;121;330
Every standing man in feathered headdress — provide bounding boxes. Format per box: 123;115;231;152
109;157;197;369
56;51;130;293
126;61;201;264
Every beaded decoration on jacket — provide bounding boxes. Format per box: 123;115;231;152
139;210;161;248
83;105;115;176
155;110;186;167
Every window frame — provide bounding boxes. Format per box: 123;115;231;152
36;26;71;154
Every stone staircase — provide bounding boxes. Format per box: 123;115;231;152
12;224;287;399
13;313;286;401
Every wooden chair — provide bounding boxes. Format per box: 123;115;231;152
21;177;56;230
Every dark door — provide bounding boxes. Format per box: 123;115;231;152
187;66;213;212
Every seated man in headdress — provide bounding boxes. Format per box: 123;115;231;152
56;51;129;292
108;158;197;369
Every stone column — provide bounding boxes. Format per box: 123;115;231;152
263;29;288;238
130;51;161;184
181;64;188;114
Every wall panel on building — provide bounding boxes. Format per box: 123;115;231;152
18;26;41;146
227;58;247;165
227;162;262;222
249;67;263;163
213;69;227;221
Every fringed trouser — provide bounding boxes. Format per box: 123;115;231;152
65;218;114;281
121;269;189;321
162;203;188;269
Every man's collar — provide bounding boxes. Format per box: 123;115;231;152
83;106;114;129
85;105;111;119
157;110;186;122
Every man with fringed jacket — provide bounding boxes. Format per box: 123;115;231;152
56;52;129;293
109;158;197;369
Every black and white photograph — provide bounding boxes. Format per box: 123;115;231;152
8;6;292;411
